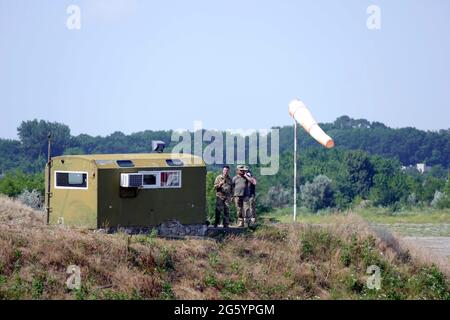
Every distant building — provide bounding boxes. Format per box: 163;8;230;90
416;163;431;174
400;163;432;174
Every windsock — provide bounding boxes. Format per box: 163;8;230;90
288;99;334;148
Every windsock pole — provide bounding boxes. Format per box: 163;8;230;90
293;120;297;222
289;98;334;223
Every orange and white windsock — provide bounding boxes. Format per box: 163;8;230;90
288;99;334;149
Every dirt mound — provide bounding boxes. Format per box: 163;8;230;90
0;195;44;226
0;197;448;300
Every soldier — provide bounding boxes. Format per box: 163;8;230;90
232;165;256;227
213;165;233;228
232;165;248;227
245;169;257;226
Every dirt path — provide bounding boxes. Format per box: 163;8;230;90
402;236;450;261
371;222;450;264
375;223;450;237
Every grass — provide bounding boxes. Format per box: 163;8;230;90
263;207;450;236
374;223;450;237
358;207;450;225
264;206;450;224
0;195;449;300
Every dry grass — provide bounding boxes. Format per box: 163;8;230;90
0;196;448;300
0;195;44;225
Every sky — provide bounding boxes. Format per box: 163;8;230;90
0;0;449;139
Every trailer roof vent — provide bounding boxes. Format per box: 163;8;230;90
116;160;135;168
96;160;114;166
166;159;184;167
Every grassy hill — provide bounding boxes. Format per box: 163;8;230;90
0;195;448;300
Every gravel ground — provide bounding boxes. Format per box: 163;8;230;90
372;222;450;263
375;223;450;237
402;236;450;261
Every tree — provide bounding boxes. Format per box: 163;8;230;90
70;134;100;154
333;116;353;129
17;120;71;159
300;175;335;212
421;176;446;204
369;156;408;206
343;151;374;199
434;173;450;209
0;139;22;172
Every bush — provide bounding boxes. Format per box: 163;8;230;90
434;175;450;209
406;193;418;207
430;190;450;209
300;175;335;212
358;199;373;209
261;185;291;209
17;189;43;210
0;171;44;197
431;191;444;208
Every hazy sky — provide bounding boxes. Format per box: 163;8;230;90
0;0;449;139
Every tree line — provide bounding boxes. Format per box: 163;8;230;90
0;118;449;214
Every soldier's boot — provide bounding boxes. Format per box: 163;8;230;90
214;209;221;228
238;219;245;228
223;217;230;228
249;218;256;227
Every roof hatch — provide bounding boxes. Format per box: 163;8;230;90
116;160;135;168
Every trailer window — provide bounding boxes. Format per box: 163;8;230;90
160;171;181;188
143;173;157;186
139;171;159;189
139;170;181;189
55;172;88;189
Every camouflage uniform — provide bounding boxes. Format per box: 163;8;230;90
247;181;256;225
214;173;233;227
232;174;250;227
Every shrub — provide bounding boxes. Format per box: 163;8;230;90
430;179;450;208
0;171;44;197
431;191;444;208
261;185;291;209
300;175;335;212
17;189;42;210
406;193;418;207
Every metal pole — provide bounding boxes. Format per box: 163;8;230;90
293;121;297;222
46;133;52;224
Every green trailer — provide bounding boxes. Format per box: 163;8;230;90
45;153;207;230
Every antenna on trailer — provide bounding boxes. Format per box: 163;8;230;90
152;140;166;153
46;132;52;224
